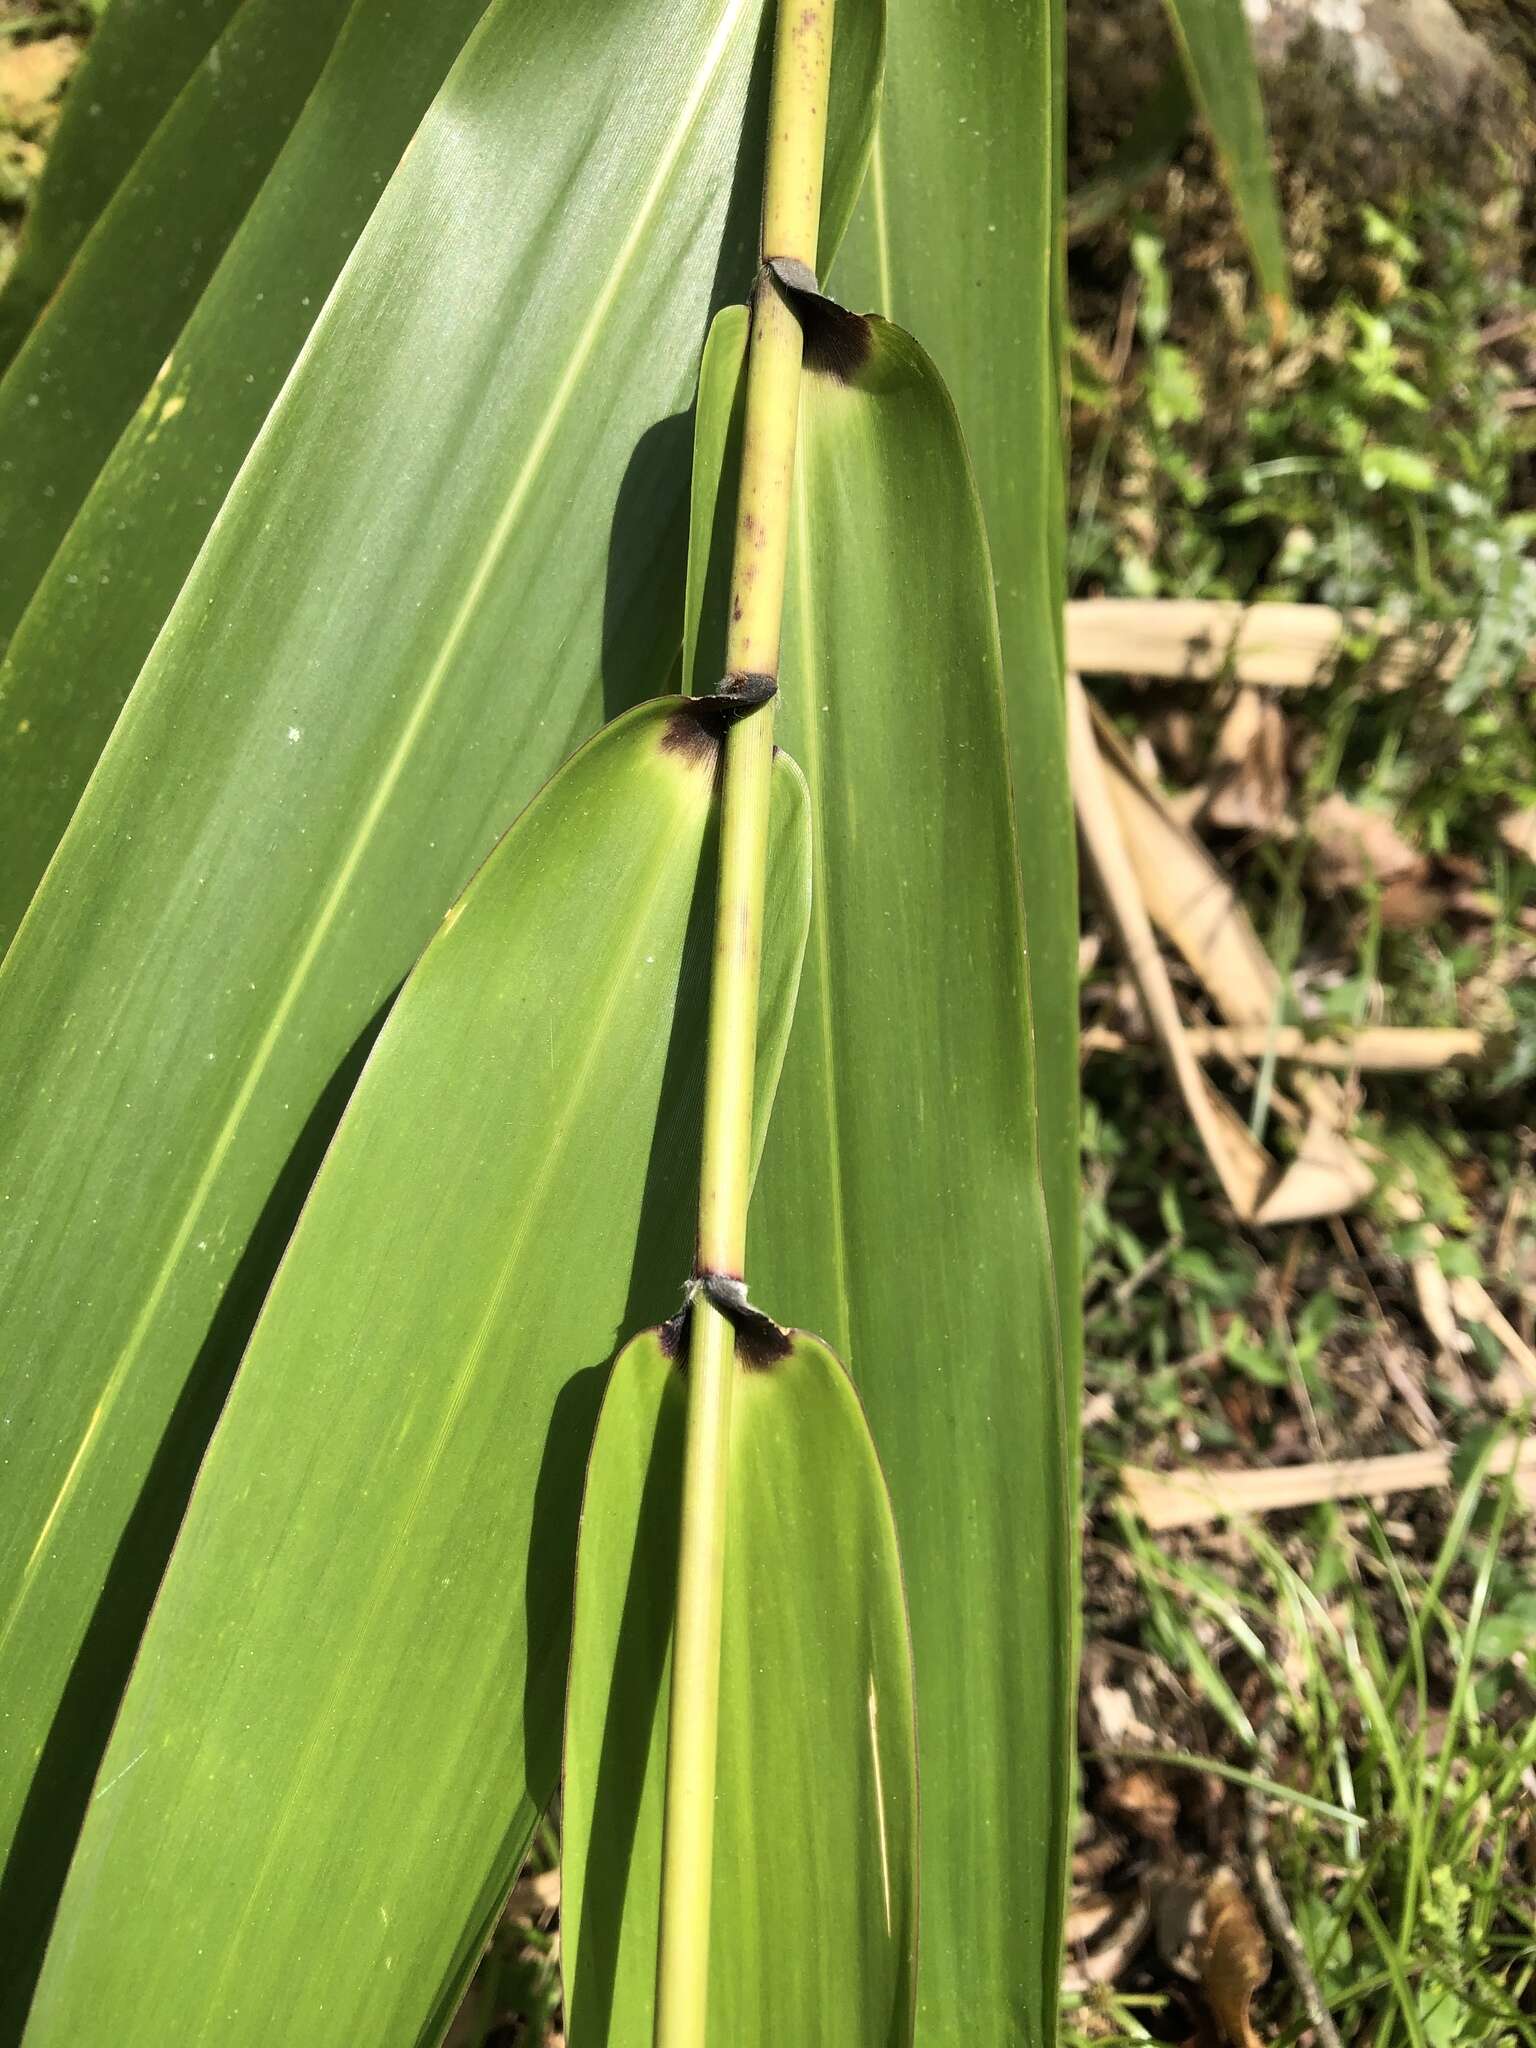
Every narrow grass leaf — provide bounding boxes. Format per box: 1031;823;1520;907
687;307;1072;2048
562;1326;917;2047
0;0;876;2009
1160;0;1290;324
22;702;811;2048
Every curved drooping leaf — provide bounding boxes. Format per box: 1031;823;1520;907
562;1326;917;2048
828;0;1081;1431
0;0;244;373
1161;0;1289;325
0;0;355;653
0;0;878;2015
0;0;501;944
687;308;1072;2048
23;703;811;2048
0;0;881;945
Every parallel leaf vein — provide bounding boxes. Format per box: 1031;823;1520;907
791;437;854;1364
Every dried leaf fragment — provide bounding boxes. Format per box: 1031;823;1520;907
0;36;79;131
1205;689;1291;837
1308;793;1423;893
1200;1868;1270;2048
1103;1767;1180;1846
1499;807;1536;862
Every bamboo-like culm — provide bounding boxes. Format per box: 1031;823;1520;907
651;6;835;2045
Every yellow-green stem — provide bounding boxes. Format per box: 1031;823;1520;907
652;6;834;2045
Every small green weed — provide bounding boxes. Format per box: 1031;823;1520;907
1109;1437;1536;2046
1069;190;1536;863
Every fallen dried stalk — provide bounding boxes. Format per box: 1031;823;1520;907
1081;690;1373;1223
1450;1275;1536;1403
1122;1437;1535;1530
1064;598;1488;691
1084;1023;1481;1072
1068;673;1271;1218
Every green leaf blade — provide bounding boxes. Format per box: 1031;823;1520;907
0;0;883;943
687;308;1073;2047
562;1326;918;2048
0;0;355;654
22;702;810;2047
0;0;245;372
0;0;877;2004
0;0;500;944
829;0;1081;1432
1162;0;1290;319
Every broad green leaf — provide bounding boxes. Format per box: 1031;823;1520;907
0;0;878;2014
0;0;244;373
22;702;811;2048
0;0;355;653
562;1326;917;2047
1161;0;1290;322
687;308;1072;2048
828;0;1081;1430
0;0;500;944
0;0;881;944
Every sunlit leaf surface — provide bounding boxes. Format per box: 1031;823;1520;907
562;1325;917;2047
22;703;810;2047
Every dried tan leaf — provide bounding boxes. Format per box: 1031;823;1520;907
1200;1869;1270;2048
1062;1890;1153;1993
1103;1768;1180;1846
1498;808;1536;862
1308;793;1423;892
1413;1251;1470;1356
1069;677;1273;1219
1090;701;1278;1027
0;36;78;129
1254;1095;1375;1226
1205;689;1291;837
1084;693;1372;1223
1449;1275;1536;1404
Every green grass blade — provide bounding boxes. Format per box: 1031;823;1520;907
562;1326;917;2047
0;0;355;655
1160;0;1290;322
827;0;1081;1437
0;0;244;372
0;0;878;2009
686;307;1072;2047
0;0;500;944
21;702;811;2046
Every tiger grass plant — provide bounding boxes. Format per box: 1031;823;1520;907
0;0;1285;2039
